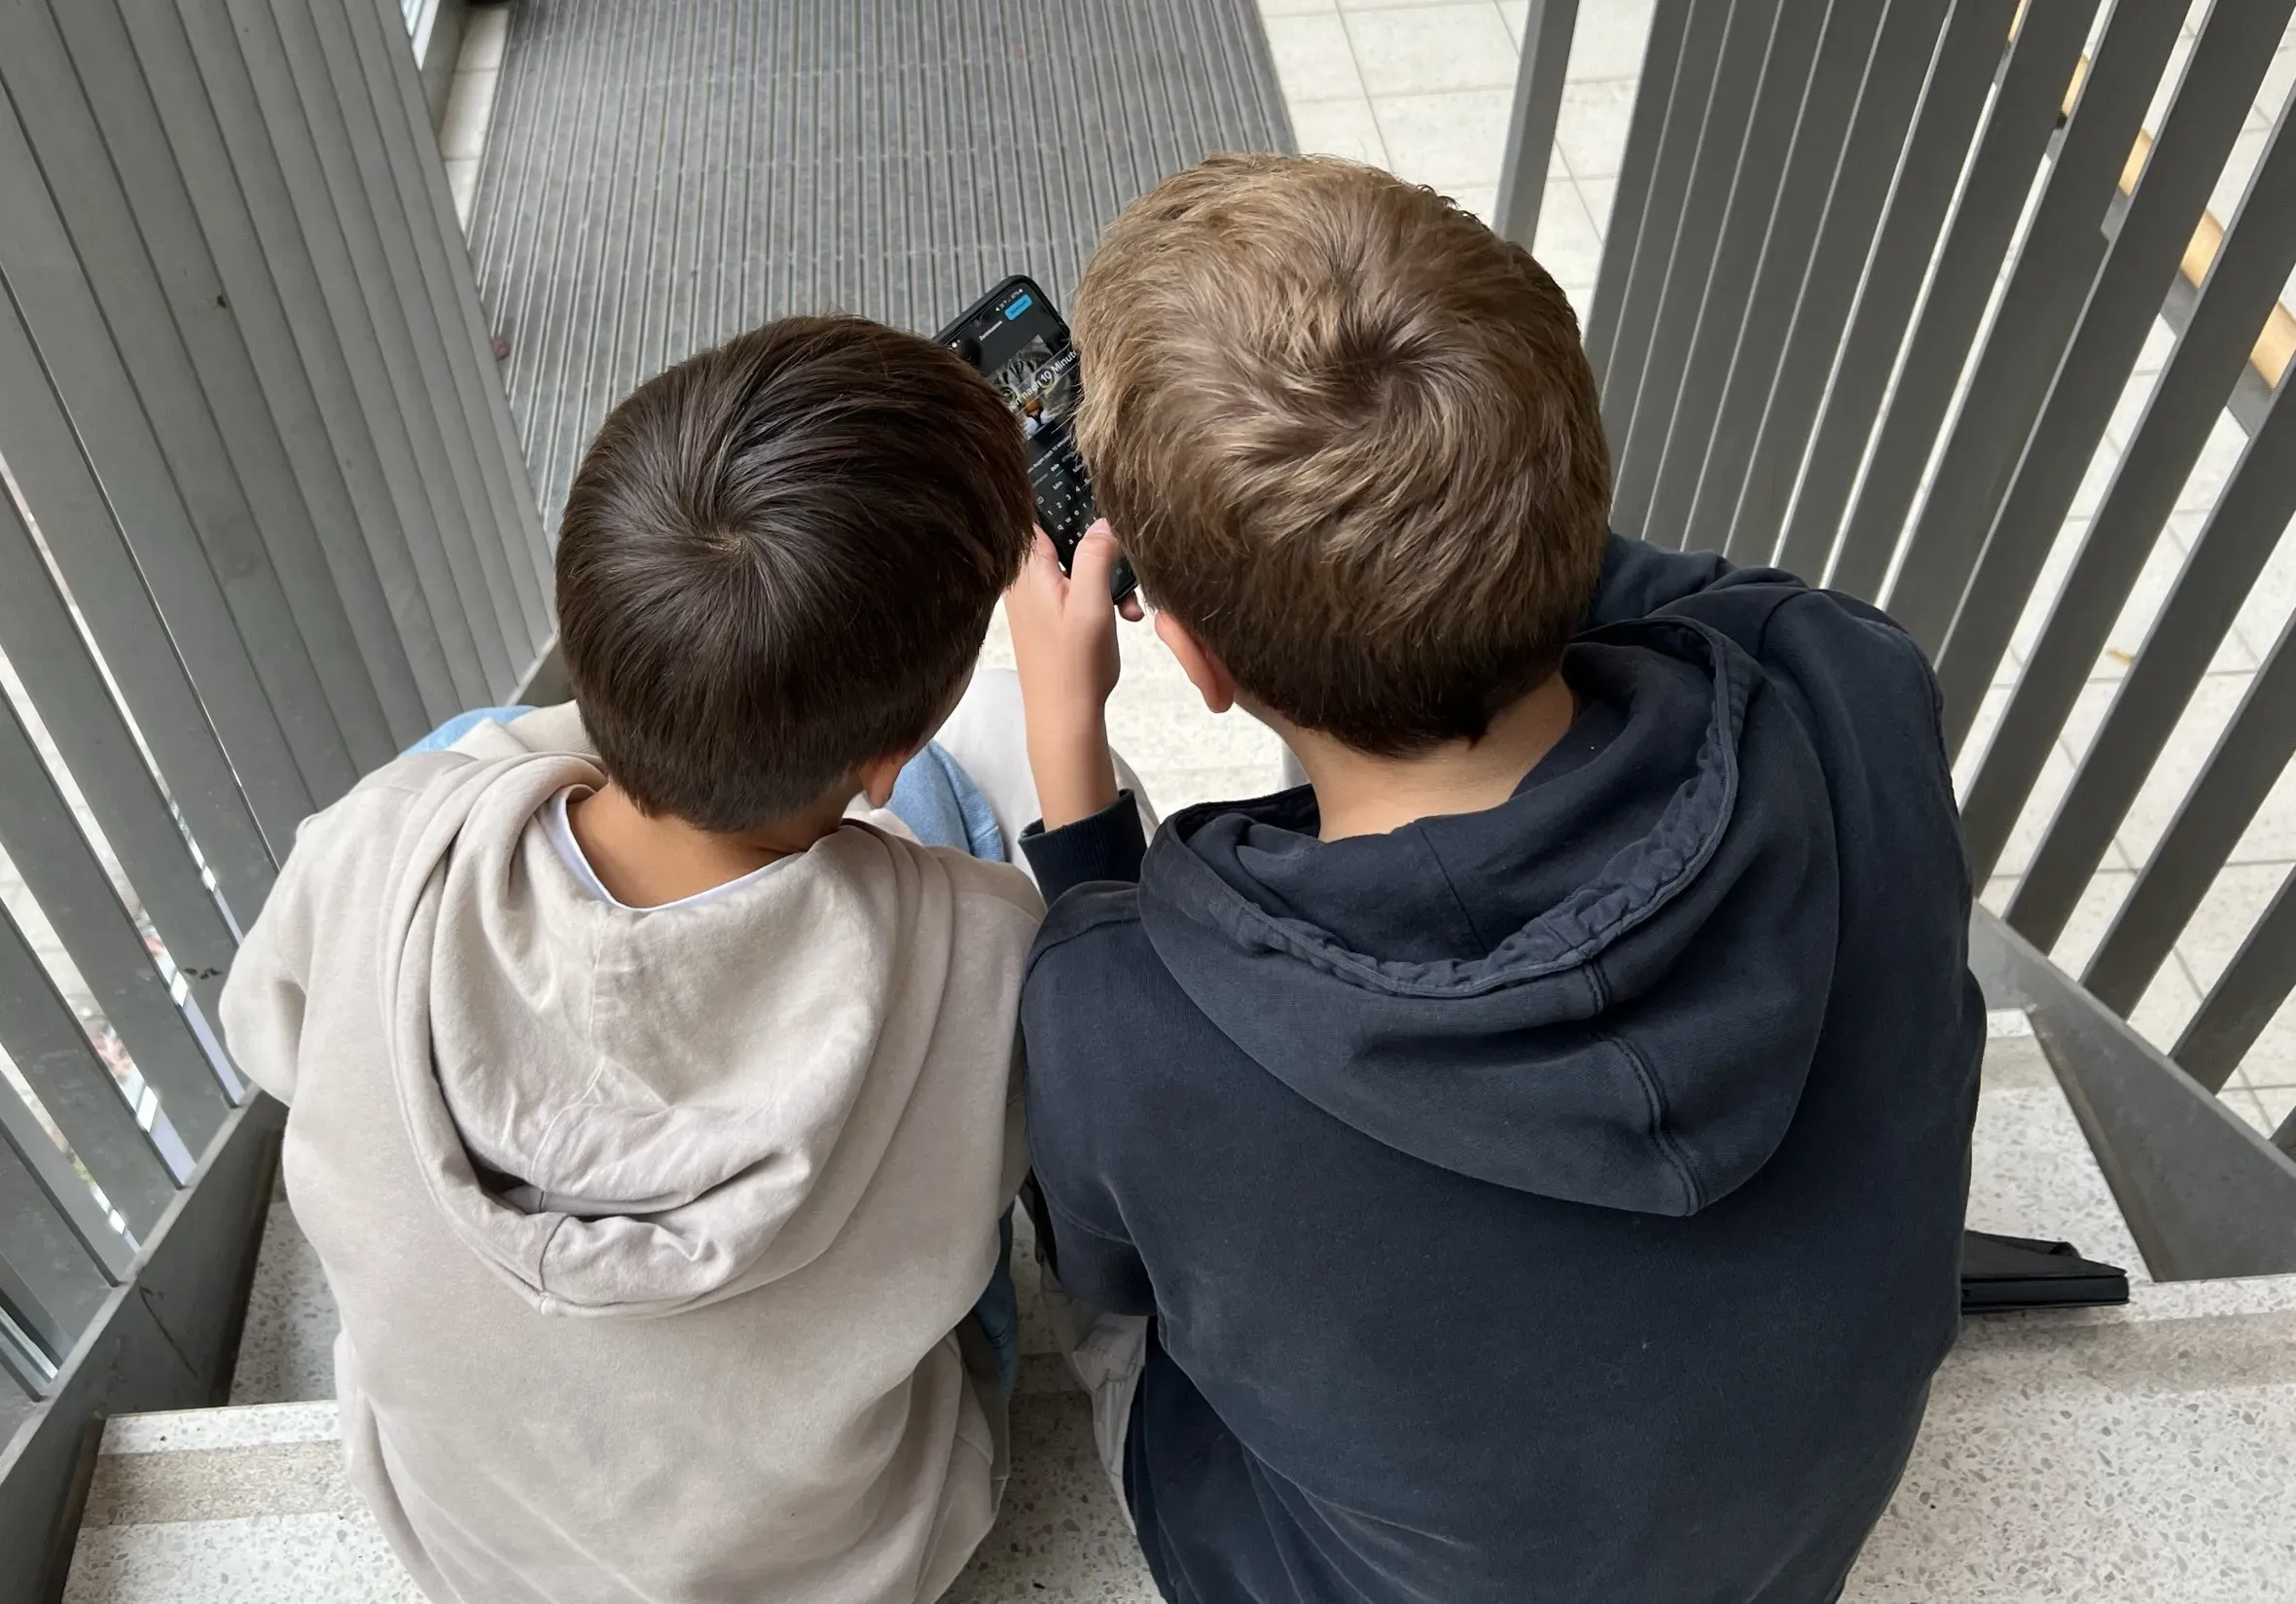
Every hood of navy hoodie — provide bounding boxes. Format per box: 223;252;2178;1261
1138;613;1841;1217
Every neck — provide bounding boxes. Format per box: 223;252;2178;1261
566;783;850;908
1282;673;1578;841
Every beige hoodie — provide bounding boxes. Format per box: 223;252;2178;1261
220;707;1042;1604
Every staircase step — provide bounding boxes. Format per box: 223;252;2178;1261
63;1393;1155;1603
81;1026;2294;1601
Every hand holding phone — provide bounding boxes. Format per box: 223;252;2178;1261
1005;521;1126;830
939;276;1138;605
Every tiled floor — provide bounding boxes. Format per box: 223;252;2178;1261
1263;0;2296;1126
1261;0;1623;311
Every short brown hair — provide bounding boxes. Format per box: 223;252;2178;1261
556;317;1031;829
1074;155;1610;754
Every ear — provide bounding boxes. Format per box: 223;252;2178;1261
856;747;915;809
1154;612;1238;715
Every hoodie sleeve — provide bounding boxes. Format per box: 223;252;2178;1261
1019;790;1150;902
218;825;323;1107
1020;911;1158;1315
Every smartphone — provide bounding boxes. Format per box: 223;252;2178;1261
938;275;1137;604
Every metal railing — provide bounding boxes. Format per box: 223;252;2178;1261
0;0;541;1586
1499;0;2296;1262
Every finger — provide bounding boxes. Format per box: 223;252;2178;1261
1068;521;1122;606
1119;594;1146;623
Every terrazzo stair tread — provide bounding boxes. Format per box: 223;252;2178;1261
63;1394;1154;1604
99;1030;2289;1601
1845;1273;2296;1602
230;1194;341;1406
1966;1022;2150;1280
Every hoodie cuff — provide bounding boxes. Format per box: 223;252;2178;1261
1021;791;1148;901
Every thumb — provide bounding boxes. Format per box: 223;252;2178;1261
1068;520;1123;605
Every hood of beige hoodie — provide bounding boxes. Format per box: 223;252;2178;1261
375;708;985;1320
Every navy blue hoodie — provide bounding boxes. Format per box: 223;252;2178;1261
1017;536;1982;1604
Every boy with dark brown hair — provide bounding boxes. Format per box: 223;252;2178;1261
1003;156;1980;1604
224;317;1060;1604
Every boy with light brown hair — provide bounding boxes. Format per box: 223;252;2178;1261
1002;155;1980;1604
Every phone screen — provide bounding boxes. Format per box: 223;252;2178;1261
944;280;1136;603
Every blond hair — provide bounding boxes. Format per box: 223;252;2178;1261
1074;155;1610;754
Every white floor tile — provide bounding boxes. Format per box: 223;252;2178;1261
2127;956;2203;1056
2143;30;2197;140
2226;755;2296;867
2049;867;2135;978
1499;0;1529;51
2210;123;2271;225
1372;87;1515;188
1956;682;2010;798
1260;0;1338;14
1290;95;1392;165
2174;411;2252;515
1265;13;1368;101
2003;517;2087;673
2172;862;2292;992
2232;512;2296;663
2251;1080;2295;1136
1561;0;1655;83
1452;184;1499;225
1530;176;1602;286
2258;45;2296;128
2104;669;2252;871
2223;1084;2274;1136
2246;1004;2296;1091
1576;174;1617;240
1553;78;1636;179
2130;317;2177;376
1344;4;1520;96
1995;740;2122;881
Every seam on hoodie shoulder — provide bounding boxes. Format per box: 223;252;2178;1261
1025;886;1143;980
1601;1026;1704;1215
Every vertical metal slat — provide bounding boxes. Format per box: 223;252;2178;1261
0;4;359;811
1598;0;1734;458
1641;0;1837;547
1613;0;1788;539
288;0;533;681
2173;869;2296;1092
2083;621;2296;1016
44;0;405;774
2005;377;2296;949
1958;95;2296;880
0;907;177;1235
231;0;514;694
1584;0;1693;387
1811;1;2095;598
0;299;281;929
0;480;248;1018
1492;0;1580;250
1867;0;2185;646
0;700;230;1158
1922;0;2292;702
110;0;445;743
176;0;489;714
1707;0;1978;565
